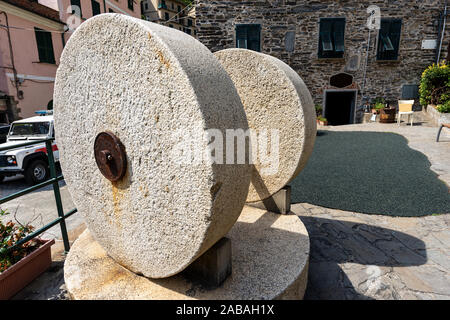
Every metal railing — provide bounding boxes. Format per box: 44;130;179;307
0;138;77;256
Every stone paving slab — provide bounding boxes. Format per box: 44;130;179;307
293;203;450;300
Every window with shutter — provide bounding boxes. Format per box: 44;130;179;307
34;28;55;64
318;18;345;58
128;0;134;11
235;24;261;52
377;19;402;60
91;0;101;16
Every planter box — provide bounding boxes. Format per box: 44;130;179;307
0;239;54;300
425;104;450;126
379;108;396;123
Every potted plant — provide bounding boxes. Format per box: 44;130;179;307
0;209;54;300
317;116;328;126
371;98;385;115
379;102;397;123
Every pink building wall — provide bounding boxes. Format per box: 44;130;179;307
0;10;64;118
1;0;142;119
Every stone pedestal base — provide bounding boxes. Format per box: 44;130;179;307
64;206;310;300
248;186;291;214
184;237;232;288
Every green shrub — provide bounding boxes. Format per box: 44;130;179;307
419;62;450;106
437;100;450;113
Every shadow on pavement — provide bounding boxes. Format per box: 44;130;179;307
298;215;427;300
291;130;450;217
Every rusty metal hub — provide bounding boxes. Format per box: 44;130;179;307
94;131;127;182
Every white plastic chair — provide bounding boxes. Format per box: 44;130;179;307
397;100;414;126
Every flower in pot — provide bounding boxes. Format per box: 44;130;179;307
372;102;385;114
318;116;328;126
0;209;54;300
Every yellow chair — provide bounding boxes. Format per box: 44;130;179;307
397;100;415;126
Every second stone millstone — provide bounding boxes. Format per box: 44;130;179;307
53;14;251;278
214;49;317;203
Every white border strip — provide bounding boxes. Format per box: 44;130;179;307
6;73;55;82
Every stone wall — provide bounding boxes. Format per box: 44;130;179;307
196;0;449;122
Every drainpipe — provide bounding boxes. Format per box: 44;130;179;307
0;11;20;101
103;0;107;13
436;0;448;63
360;28;372;110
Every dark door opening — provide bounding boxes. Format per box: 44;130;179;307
324;91;356;125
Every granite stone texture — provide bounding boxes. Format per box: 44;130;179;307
54;14;251;278
64;206;310;300
215;49;316;202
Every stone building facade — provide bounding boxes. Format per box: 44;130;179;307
196;0;449;124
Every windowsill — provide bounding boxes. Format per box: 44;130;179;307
375;59;401;64
32;61;57;66
316;57;345;62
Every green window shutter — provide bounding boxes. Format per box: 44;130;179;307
70;0;82;17
377;19;402;60
320;20;333;52
91;0;101;16
319;18;345;58
247;25;261;52
236;25;261;52
34;28;55;64
236;26;248;49
333;19;345;52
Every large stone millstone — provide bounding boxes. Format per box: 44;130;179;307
214;49;317;203
54;14;251;278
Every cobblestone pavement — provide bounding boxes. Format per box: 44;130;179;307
9;111;450;300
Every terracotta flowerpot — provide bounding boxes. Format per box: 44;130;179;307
0;239;54;300
319;120;328;126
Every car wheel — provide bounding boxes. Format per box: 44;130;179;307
25;160;49;185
